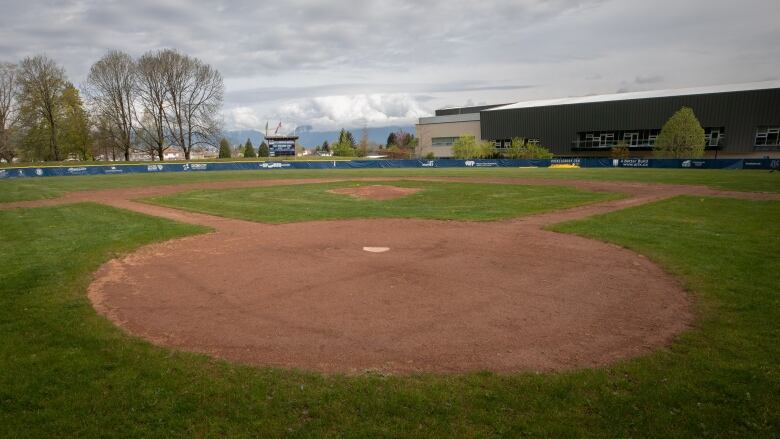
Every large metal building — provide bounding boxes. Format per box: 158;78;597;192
417;81;780;158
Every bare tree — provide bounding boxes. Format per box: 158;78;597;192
0;62;20;162
18;55;67;161
161;50;223;160
135;50;170;161
85;50;136;161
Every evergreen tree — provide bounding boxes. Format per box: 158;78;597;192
654;106;706;158
321;140;329;152
258;141;269;157
386;132;397;148
218;138;231;158
244;138;256;157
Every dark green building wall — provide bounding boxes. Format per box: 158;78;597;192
479;88;780;155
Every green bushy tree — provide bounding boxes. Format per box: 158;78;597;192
451;135;480;159
654;106;706;158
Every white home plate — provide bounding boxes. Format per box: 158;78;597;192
363;246;390;253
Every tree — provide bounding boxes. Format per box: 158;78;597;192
525;143;554;159
258;141;269;157
60;83;92;160
356;126;369;157
218;138;231;158
85;50;136;161
17;55;68;160
505;137;527;159
244;138;256;157
478;140;497;158
135;50;170;161
451;135;480;159
611;140;629;158
161;49;224;160
321;140;329;152
386;132;397;148
654;106;706;158
0;62;20;162
332;128;356;156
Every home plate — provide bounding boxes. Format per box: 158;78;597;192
363;246;390;253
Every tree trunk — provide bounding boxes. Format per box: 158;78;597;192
158;147;164;161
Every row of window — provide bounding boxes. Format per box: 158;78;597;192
433;126;780;149
574;127;724;149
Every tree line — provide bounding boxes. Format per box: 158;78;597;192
0;49;223;163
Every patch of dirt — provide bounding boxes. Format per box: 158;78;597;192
327;184;422;200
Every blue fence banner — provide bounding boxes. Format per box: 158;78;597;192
0;158;778;179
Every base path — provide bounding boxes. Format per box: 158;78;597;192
5;176;779;374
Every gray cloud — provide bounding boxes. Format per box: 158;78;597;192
1;0;779;129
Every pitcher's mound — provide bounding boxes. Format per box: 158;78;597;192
328;185;422;200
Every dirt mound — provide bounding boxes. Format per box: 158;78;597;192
327;185;422;200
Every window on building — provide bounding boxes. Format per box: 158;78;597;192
755;127;780;146
704;127;725;148
431;137;459;146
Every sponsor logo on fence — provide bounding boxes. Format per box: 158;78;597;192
772;159;780;170
681;160;691;168
421;160;435;167
147;164;164;172
67;167;88;174
105;166;123;174
260;162;291;169
465;160;498;167
191;163;207;170
35;168;44;176
552;158;581;166
619;159;649;167
0;169;7;178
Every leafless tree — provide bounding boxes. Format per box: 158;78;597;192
18;55;67;160
0;62;20;162
160;50;223;160
85;50;136;161
135;50;170;161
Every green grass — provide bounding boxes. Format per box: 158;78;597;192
0;167;778;203
144;180;621;223
1;198;778;436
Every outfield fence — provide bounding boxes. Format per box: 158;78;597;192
0;157;778;179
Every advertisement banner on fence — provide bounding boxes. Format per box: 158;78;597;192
0;157;776;178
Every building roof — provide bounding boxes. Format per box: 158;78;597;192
418;113;481;125
487;80;780;111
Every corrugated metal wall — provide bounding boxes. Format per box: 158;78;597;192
479;89;780;154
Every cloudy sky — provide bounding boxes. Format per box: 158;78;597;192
1;0;779;131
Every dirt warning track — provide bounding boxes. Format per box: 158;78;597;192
5;176;779;374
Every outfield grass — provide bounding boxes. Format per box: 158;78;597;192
0;167;778;203
1;197;778;436
144;180;621;223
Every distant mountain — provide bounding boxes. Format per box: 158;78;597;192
224;125;416;148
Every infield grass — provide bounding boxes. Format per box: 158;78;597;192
1;195;778;436
143;180;621;223
0;167;778;203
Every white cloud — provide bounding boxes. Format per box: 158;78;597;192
224;106;262;131
270;93;429;130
